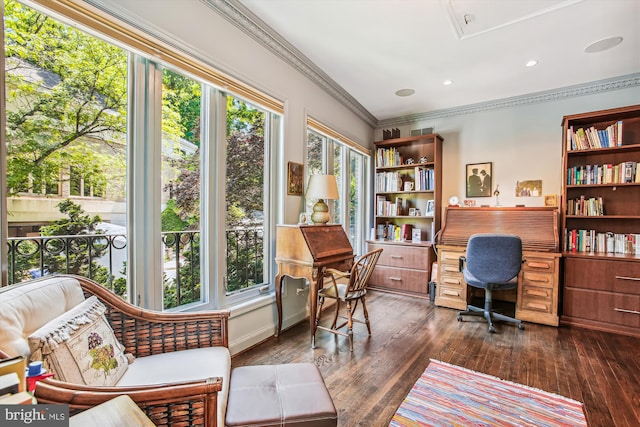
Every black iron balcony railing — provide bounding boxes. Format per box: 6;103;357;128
6;226;264;306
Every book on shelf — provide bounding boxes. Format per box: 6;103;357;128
0;356;26;393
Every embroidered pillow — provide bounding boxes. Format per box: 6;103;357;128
28;296;128;386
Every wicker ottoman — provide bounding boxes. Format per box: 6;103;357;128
225;363;337;427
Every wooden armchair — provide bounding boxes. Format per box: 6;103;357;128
4;275;230;427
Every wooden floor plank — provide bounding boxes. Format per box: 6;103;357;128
231;291;640;427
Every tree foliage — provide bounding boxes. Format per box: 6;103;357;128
4;0;128;195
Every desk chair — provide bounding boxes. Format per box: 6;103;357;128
457;233;525;333
314;248;383;351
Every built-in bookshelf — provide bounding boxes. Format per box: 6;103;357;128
561;104;640;338
562;105;640;257
367;134;443;298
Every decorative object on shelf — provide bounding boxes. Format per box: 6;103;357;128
448;195;459;207
425;200;435;216
411;228;422;242
493;185;500;206
419;156;428;163
466;162;492;197
544;194;557;207
463;199;476;207
287;162;303;196
404;181;414;191
382;128;401;140
515;180;542;197
298;212;308;224
405;158;415;165
306;174;339;224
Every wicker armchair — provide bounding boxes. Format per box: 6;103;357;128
4;275;229;427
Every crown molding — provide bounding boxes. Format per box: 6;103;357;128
377;73;640;128
202;0;378;127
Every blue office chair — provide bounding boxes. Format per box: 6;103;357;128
457;233;525;333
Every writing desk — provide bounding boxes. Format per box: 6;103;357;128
435;207;561;326
274;224;354;345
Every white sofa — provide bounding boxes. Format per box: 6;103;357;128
0;274;230;427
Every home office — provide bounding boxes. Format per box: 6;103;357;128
1;0;639;426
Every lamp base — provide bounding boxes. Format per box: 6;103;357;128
311;199;330;224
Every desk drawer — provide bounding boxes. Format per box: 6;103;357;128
523;257;556;274
369;265;429;294
375;245;430;270
521;271;554;289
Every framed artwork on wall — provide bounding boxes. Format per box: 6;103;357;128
287;162;303;196
466;162;492;197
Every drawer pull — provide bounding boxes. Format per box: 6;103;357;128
525;289;549;297
527;277;550;284
614;308;640;315
527;262;550;270
389;277;402;281
525;302;549;311
615;276;640;282
391;255;403;259
443;290;460;297
444;279;461;285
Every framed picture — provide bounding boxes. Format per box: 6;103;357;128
544;194;558;207
425;199;435;216
287;162;303;196
408;208;417;216
466;162;492;197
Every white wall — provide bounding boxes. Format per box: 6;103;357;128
381;88;640;215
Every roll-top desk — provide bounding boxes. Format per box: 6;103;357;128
435;207;561;326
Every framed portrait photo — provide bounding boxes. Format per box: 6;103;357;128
466;162;492;198
287;162;304;196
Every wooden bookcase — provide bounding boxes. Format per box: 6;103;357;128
367;134;442;297
560;104;640;337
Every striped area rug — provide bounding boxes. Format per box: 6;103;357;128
390;359;587;427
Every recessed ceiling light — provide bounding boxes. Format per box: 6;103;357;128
443;80;453;86
525;60;538;67
395;88;415;97
584;36;623;53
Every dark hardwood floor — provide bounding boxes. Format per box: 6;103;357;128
231;290;640;427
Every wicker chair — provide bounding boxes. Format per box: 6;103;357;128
1;275;229;427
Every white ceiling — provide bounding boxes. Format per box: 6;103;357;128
236;0;640;123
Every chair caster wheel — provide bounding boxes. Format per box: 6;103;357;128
488;325;496;333
457;314;462;322
518;323;525;330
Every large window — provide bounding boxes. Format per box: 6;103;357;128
2;0;279;310
306;123;369;254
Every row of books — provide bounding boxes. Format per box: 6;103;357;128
566;196;604;216
564;229;640;255
375;172;403;192
567;161;639;185
375;168;434;192
375;147;403;167
567;121;622;151
414;167;435;191
377;196;404;216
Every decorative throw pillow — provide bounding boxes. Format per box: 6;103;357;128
28;296;128;386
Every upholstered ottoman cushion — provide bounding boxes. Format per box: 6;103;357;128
225;363;337;427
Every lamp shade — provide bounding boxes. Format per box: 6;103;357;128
306;174;339;201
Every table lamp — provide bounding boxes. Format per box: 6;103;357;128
306;174;339;224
